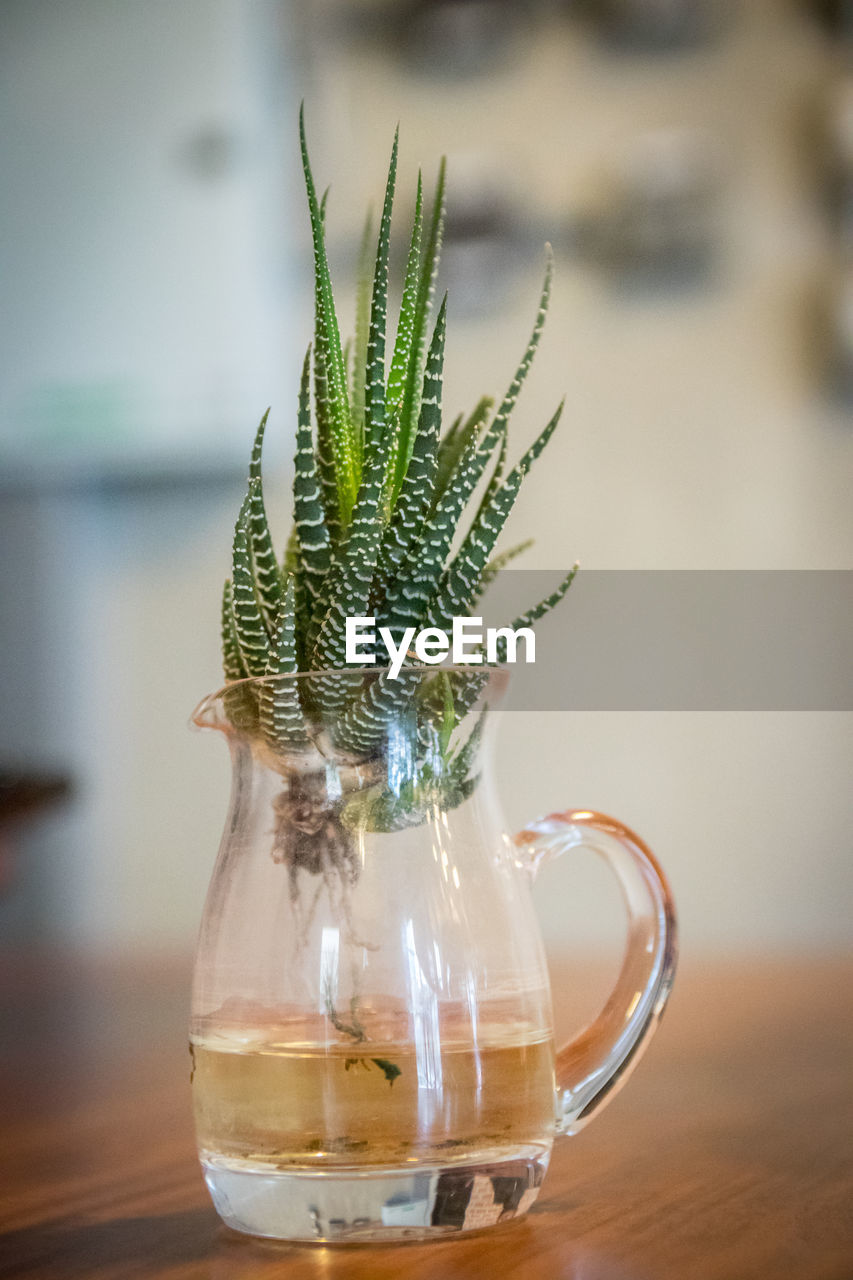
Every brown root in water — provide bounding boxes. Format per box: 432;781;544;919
270;768;360;881
268;762;402;1083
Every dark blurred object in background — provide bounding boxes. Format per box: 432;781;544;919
396;0;537;76
334;0;730;74
0;772;71;896
824;77;853;249
820;268;853;403
576;0;728;52
808;0;853;40
438;156;531;312
577;129;722;292
337;0;541;77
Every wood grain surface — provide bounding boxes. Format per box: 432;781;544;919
1;951;851;1280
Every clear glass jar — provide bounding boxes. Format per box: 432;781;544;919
190;666;676;1242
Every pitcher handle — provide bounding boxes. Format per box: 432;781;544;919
514;809;678;1136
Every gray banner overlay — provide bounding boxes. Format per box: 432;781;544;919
476;571;853;710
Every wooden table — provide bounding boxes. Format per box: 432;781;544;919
1;952;851;1280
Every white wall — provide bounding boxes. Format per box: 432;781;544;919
0;0;291;459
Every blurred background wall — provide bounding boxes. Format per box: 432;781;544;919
1;0;851;957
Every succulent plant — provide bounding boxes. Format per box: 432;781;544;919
219;108;575;845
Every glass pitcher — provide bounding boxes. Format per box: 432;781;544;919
190;666;676;1243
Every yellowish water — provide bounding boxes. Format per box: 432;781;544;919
191;1033;556;1169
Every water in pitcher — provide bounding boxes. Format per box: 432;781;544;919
191;1013;557;1173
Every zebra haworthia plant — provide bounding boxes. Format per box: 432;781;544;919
220;109;576;839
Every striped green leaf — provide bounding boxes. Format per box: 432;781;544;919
434;396;492;502
293;347;331;643
339;300;449;752
311;428;387;675
334;668;420;756
490;249;553;442
312;341;342;549
231;498;270;677
245;411;283;633
259;578;308;748
380;406;502;636
437;410;462;457
311;532;382;677
490;564;579;663
221;580;259;732
282;524;300;574
416;668;488;744
246;478;280;636
299;105;357;523
378;297;447;581
479;538;533;587
428;400;565;627
221;579;246;681
448;703;488;787
385;171;423;496
476;248;554;515
395;157;446;494
364;128;399;466
351;207;374;456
